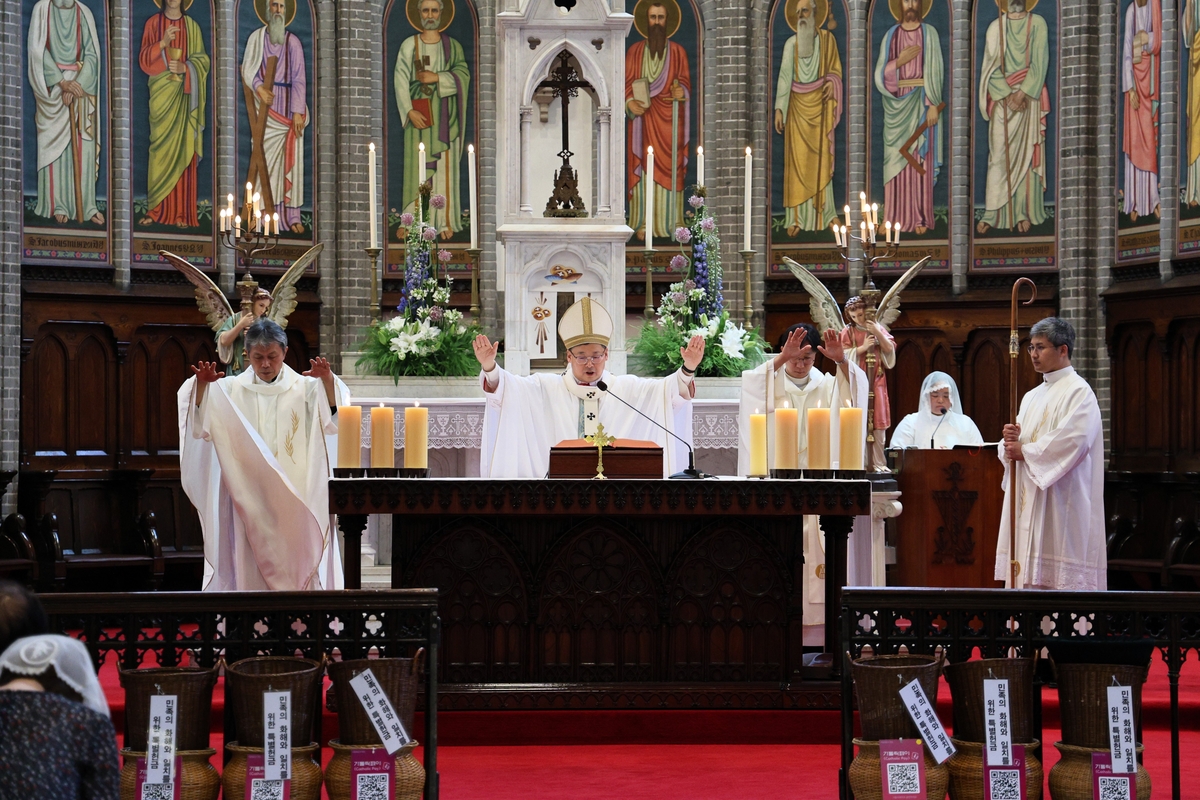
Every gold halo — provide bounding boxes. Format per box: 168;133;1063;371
407;0;456;33
153;0;196;12
888;0;932;21
254;0;297;27
997;0;1038;12
785;0;829;32
633;0;682;40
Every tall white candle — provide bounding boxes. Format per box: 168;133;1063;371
227;193;234;218
743;146;753;252
645;146;654;250
368;142;378;249
234;215;241;239
696;145;704;187
245;182;253;206
417;142;425;226
468;143;478;250
272;212;280;236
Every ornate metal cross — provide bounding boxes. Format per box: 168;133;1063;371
584;423;615;480
539;51;590;217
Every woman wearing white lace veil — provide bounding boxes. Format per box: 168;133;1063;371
890;371;984;449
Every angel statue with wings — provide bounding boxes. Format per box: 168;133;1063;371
159;244;323;372
784;255;929;471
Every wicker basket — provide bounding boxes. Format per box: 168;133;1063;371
943;657;1036;744
850;652;945;740
324;739;425;800
1051;660;1149;749
220;742;322;800
119;663;220;751
945;738;1042;800
1048;742;1150;800
225;656;324;748
327;649;424;747
848;738;950;800
118;749;219;800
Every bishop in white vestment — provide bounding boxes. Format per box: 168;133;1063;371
179;319;347;591
737;323;874;643
475;297;704;479
995;317;1107;590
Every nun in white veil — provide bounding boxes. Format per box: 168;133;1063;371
890;371;984;449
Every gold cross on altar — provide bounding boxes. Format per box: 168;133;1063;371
584;423;615;480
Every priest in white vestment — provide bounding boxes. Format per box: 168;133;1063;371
891;371;984;449
737;323;874;644
179;318;347;591
475;296;704;479
995;317;1106;590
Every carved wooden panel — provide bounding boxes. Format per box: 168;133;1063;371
24;323;118;464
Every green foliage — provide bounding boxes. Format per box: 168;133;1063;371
633;314;767;378
356;317;482;380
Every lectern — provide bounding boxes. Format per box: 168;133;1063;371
890;446;1004;588
547;438;663;479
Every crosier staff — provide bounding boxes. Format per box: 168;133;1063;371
1008;277;1036;588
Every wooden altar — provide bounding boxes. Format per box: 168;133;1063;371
332;478;871;709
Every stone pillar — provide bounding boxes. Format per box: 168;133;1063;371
110;0;132;291
315;0;340;363
216;0;237;293
0;0;21;515
950;0;973;294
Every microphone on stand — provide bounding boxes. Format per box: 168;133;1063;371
595;380;708;479
930;407;949;449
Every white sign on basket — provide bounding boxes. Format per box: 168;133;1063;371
983;678;1013;766
263;690;292;781
349;667;412;755
145;694;178;786
1107;685;1136;774
899;678;956;764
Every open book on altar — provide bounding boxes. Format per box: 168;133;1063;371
548;439;664;479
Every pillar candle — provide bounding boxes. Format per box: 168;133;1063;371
743;146;753;252
696;145;704;187
336;405;362;468
417;143;426;226
807;408;831;470
773;405;799;470
749;410;768;476
645;146;654;250
368;142;378;249
468;143;478;250
370;405;395;468
839;408;865;471
404;403;429;469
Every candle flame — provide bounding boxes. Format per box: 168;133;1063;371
783;401;789;409
379;402;384;408
419;142;425;153
369;141;375;152
860;191;867;201
253;192;260;203
697;145;703;155
647;145;654;154
468;143;475;153
246;181;253;192
414;401;420;408
273;212;280;222
227;193;234;203
745;146;752;156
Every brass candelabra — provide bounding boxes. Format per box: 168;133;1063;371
218;195;281;312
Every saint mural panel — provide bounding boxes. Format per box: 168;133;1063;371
1179;0;1200;254
869;0;950;271
132;0;214;267
1117;0;1161;263
768;0;848;276
384;0;476;275
971;0;1057;271
22;0;110;265
236;0;315;267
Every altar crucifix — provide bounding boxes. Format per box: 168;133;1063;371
540;50;590;217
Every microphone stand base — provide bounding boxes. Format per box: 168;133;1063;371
669;469;710;479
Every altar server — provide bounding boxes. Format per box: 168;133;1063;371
179;318;347;591
475;297;703;478
890;371;984;449
995;317;1106;590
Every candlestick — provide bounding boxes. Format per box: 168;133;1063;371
743;146;753;252
838;407;864;471
696;145;704;187
468;247;481;317
643;248;655;318
749;409;768;477
741;248;755;326
773;404;799;470
370;404;395;468
468;144;478;251
404;403;429;469
365;246;382;322
645;145;654;250
336;405;362;468
368;142;378;249
807;408;831;470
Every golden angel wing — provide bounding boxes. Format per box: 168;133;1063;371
158;249;233;332
781;257;846;335
266;242;324;329
876;255;931;329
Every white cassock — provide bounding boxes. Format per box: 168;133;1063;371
994;366;1107;590
479;367;694;479
737;360;876;643
179;365;348;591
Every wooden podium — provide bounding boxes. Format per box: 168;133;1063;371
547;438;664;479
890;446;1005;588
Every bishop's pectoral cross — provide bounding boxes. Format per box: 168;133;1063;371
539;50;590;217
584;423;615;480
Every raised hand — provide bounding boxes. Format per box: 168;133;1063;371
473;334;500;371
816;328;845;365
680;334;706;371
191;361;225;383
779;327;811;362
303;357;332;381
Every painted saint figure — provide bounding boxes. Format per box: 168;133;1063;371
1120;0;1161;221
874;0;943;235
242;0;308;234
774;0;843;236
976;0;1050;235
626;0;691;242
27;0;105;225
138;0;210;228
1185;0;1200;206
394;0;470;240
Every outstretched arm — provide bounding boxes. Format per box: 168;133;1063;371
190;361;225;407
303;357;337;407
473;334;502;392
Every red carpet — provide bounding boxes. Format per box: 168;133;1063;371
97;656;1200;799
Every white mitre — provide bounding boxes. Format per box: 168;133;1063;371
558;296;613;349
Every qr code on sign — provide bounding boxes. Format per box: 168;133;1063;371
140;783;173;800
1098;775;1132;800
886;762;921;795
988;768;1021;800
250;778;285;800
356;772;390;800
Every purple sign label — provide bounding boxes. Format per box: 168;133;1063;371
351;749;397;800
879;739;925;799
245;752;291;800
983;744;1026;800
1092;752;1136;800
135;756;182;800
